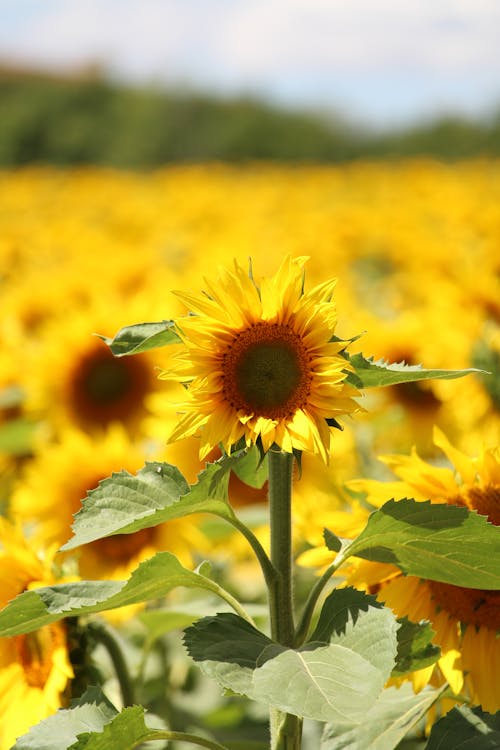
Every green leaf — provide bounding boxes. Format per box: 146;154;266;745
231;446;268;489
425;705;500;749
321;683;446;750
323;528;343;553
185;605;399;724
69;706;152;750
392;617;440;677
98;320;180;357
309;587;383;643
0;552;229;637
61;456;239;551
344;352;482;389
184;613;277;668
343;498;500;589
13;687;117;750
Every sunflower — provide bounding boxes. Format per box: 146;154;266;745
9;425;205;585
0;520;73;750
165;257;360;462
20;294;174;438
300;427;500;711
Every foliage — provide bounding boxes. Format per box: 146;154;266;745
1;68;500;165
0;163;498;748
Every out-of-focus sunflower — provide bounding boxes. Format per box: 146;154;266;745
165;257;360;462
10;425;205;583
21;299;173;437
0;520;73;750
299;427;500;711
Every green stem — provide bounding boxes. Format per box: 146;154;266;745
221;512;278;593
132;731;230;749
208;577;258;626
267;448;302;750
268;448;295;645
293;558;341;647
87;621;136;707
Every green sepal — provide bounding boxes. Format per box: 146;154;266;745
231;445;268;489
323;527;343;553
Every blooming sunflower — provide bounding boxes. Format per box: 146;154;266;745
301;427;500;711
165;257;360;462
0;520;73;750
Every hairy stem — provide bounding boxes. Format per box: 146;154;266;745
267;448;302;750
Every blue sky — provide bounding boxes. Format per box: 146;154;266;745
1;0;500;126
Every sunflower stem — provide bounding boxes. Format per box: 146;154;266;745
267;447;302;750
223;512;277;593
87;621;136;707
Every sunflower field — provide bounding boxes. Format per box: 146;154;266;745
0;159;499;750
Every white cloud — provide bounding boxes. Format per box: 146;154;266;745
1;0;499;122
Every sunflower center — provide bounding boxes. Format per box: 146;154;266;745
429;484;500;630
428;581;500;630
87;527;156;563
14;624;64;688
68;343;152;428
464;484;500;526
222;323;312;419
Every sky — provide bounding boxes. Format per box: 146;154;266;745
1;0;500;127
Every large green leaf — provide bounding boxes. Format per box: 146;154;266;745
0;552;228;637
308;588;439;677
344;352;482;389
13;687;117;750
340;498;500;589
309;587;384;643
61;456;240;551
321;683;446;750
98;320;180;356
425;705;500;749
185;605;399;724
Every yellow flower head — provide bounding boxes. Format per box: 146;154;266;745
165;257;360;462
0;520;73;750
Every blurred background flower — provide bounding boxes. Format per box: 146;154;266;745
0;1;499;746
